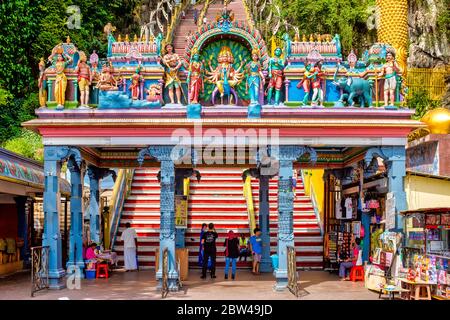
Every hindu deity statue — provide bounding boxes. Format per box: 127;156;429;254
206;46;245;105
296;62;314;106
96;63;119;91
266;47;285;106
146;84;162;104
130;66;143;100
75;51;91;108
377;50;401;107
38;58;47;108
48;44;72;109
161;43;182;104
89;50;100;83
310;60;325;107
245;48;265;105
187;47;204;105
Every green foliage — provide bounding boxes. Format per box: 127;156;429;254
407;89;441;120
0;0;140;146
3;129;44;162
277;0;376;54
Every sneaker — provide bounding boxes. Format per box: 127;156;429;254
200;275;206;279
224;275;228;280
211;274;217;279
231;275;235;280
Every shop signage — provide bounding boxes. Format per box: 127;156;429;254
175;195;188;228
385;192;396;230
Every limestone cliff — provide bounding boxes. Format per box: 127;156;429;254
408;0;450;68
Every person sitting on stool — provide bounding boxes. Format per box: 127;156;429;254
339;237;361;281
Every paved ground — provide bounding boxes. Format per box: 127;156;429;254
0;269;379;300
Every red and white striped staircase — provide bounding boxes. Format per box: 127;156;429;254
113;167;323;270
113;168;161;269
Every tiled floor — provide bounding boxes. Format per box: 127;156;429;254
0;269;379;300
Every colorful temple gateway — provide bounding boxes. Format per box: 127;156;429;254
24;0;426;292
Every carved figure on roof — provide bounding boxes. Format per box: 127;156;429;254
206;45;245;105
161;43;183;104
266;47;285;106
38;58;47;108
75;51;91;108
245;48;265;105
48;44;73;110
187;47;204;104
96;63;119;91
377;49;401;107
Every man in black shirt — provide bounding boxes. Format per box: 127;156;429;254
201;223;218;279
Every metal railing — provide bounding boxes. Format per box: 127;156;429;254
406;67;449;101
197;0;211;29
301;170;324;235
31;246;49;297
109;169;135;250
165;0;192;45
243;174;257;236
287;245;300;297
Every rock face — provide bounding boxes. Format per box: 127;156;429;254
408;0;450;68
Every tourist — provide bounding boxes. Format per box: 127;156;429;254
249;228;263;275
193;8;199;24
201;223;218;279
238;233;249;262
339;237;362;280
198;223;208;267
224;230;240;280
120;222;138;271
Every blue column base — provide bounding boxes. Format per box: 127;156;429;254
48;269;66;290
248;103;261;118
260;258;273;273
156;270;180;292
274;269;289;291
175;228;186;248
187;103;202;119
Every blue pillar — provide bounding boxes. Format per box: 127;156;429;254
154;148;178;290
361;212;370;262
87;166;101;244
43;146;82;289
259;174;272;272
364;146;407;231
15;196;30;267
271;145;317;291
139;146;179;291
67;158;85;277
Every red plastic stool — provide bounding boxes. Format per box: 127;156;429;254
350;266;364;282
96;263;109;279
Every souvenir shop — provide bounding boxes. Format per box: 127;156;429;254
323;165;450;299
323;170;389;271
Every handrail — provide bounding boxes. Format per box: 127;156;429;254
197;0;211;29
165;0;192;45
241;0;255;29
109;169;135;250
243;174;256;236
301;170;324;235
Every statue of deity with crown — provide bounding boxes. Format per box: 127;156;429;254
266;47;285;106
130;65;143;100
187;47;204;105
206;46;245;105
75;51;91;108
48;44;72;109
96;63;119;91
245;48;265;105
38;58;47;108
